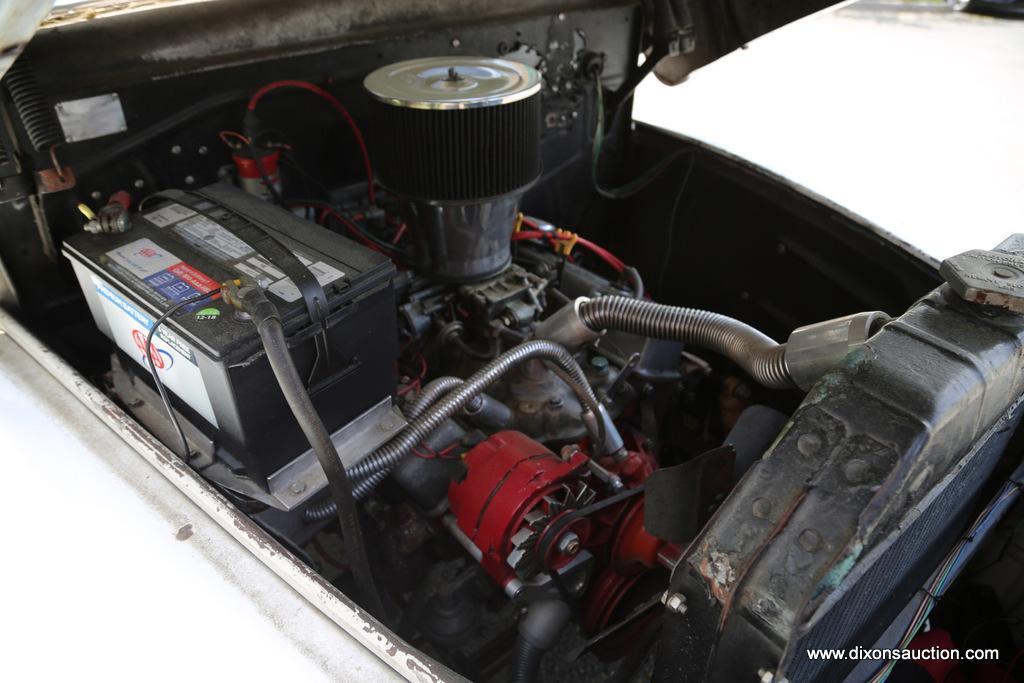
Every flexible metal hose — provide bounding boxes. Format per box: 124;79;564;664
304;341;602;516
578;296;794;390
406;376;464;419
305;376;463;521
350;339;603;498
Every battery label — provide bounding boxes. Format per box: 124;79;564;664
88;273;219;427
141;209;347;306
246;255;286;280
106;238;221;307
144;202;197;228
107;238;181;279
172;214;254;261
233;261;264;281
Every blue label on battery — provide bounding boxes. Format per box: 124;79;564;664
144;270;201;304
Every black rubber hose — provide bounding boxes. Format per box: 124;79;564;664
509;600;571;683
239;285;387;621
509;639;544;683
578;296;794;390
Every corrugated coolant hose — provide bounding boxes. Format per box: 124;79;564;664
303;340;603;518
578;296;795;390
405;376;464;419
509;600;571;683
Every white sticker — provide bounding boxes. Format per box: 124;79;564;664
144;203;197;228
172;214;253;261
263;254;344;303
55;93;128;143
233;262;262;279
308;261;345;287
106;238;181;279
246;256;286;280
87;274;218;427
268;278;302;303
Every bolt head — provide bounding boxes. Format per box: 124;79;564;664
661;591;688;614
557;532;581;555
752;497;772;519
796;433;822;457
798;528;823;553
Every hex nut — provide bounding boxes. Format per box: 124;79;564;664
661;591;688;615
557;532;581;556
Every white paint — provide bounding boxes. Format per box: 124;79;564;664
634;2;1024;261
0;310;456;682
0;333;389;681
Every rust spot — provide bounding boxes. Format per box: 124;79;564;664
701;550;737;602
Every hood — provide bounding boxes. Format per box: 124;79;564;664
5;0;840;86
0;0;54;80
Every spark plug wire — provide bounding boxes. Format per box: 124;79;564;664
246;79;376;204
513;215;627;273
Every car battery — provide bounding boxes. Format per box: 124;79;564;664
63;183;398;489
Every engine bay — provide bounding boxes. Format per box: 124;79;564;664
8;2;1024;682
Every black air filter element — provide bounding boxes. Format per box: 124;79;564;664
371;96;541;201
365;56;542;202
364;57;543;282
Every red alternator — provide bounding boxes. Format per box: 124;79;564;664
447;431;593;596
447;430;675;615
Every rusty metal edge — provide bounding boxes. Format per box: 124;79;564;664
0;306;465;683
